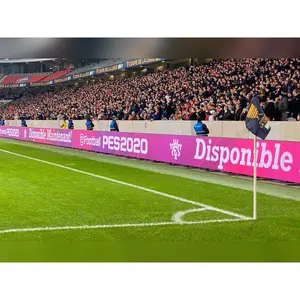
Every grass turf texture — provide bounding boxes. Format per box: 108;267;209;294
0;138;300;262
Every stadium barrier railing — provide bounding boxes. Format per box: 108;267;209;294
3;120;300;142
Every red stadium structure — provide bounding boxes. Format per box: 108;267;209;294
40;68;72;81
0;74;50;84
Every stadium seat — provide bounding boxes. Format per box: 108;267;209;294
0;73;51;84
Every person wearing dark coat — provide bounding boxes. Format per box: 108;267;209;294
240;108;248;121
21;118;27;127
291;89;300;118
234;104;243;120
274;98;282;121
85;118;94;130
223;105;233;120
110;117;119;132
264;99;276;121
68;118;74;130
196;107;206;121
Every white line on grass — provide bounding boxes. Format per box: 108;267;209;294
0;218;252;235
0;148;250;220
172;208;209;223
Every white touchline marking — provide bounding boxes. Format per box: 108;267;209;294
172;208;209;223
0;218;253;235
0;149;250;220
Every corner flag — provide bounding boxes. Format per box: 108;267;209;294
245;96;271;220
245;96;271;140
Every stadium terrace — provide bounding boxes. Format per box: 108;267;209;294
0;58;299;122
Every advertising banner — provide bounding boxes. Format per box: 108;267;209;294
1;126;299;184
96;63;124;75
30;81;54;87
0;83;27;88
0;127;73;148
54;76;72;84
125;58;164;68
72;72;91;79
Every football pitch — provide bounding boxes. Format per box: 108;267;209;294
0;138;300;262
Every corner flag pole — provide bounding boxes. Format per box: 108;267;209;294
246;96;271;220
253;135;257;220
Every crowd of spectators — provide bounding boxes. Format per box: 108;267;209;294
0;58;299;122
0;89;23;101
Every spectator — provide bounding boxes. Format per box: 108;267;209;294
215;104;225;120
223;105;233;120
278;96;289;121
274;98;282;121
0;119;5;126
292;89;300;118
189;107;198;120
197;106;207;121
240;108;248;121
265;98;276;121
234;104;243;120
57;113;64;121
128;112;137;121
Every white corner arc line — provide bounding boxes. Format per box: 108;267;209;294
0;149;249;220
172;208;209;223
0;218;253;235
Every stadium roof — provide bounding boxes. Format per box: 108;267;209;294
0;58;57;64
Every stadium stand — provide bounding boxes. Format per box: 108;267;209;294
64;59;123;77
0;58;299;121
0;73;51;84
40;68;72;81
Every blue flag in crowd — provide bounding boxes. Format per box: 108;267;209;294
245;96;271;140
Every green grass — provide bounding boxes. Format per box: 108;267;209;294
0;138;300;262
